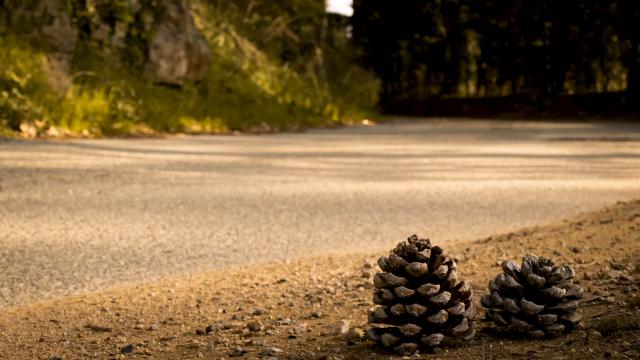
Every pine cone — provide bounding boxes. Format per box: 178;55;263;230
367;235;475;355
481;254;583;338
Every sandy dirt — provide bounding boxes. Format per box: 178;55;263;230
2;119;640;307
1;199;638;359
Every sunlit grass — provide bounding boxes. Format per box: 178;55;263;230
0;1;379;137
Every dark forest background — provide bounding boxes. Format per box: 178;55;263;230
351;0;640;116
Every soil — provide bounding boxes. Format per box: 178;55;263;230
1;200;639;359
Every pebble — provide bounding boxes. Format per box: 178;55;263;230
589;330;602;339
251;308;266;316
570;246;584;254
229;346;247;357
260;347;284;356
291;323;307;334
120;344;135;354
84;324;112;332
361;269;373;279
206;324;220;333
248;320;264;332
337;320;350;334
248;339;265;346
345;328;365;342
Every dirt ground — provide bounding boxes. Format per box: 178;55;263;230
1;200;639;359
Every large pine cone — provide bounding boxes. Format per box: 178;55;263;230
367;235;475;355
481;254;583;338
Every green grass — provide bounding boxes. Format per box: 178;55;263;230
0;2;379;137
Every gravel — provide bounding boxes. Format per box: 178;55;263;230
1;119;640;308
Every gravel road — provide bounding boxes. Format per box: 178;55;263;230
1;119;640;307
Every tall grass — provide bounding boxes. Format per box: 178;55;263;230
0;1;379;137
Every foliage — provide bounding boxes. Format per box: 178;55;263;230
0;37;49;131
0;0;380;137
352;0;640;102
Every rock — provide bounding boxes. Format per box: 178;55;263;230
291;323;308;334
362;269;373;278
248;339;265;346
251;308;266;316
570;246;584;254
336;320;350;334
19;123;38;138
345;328;365;343
276;317;292;326
229;346;247;357
145;0;212;85
5;0;211;89
260;347;284;356
206;324;220;333
120;344;135;354
84;324;112;332
37;0;78;55
311;310;323;318
247;320;264;332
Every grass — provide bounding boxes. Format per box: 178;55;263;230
0;1;379;137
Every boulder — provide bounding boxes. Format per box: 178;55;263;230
3;0;212;87
145;0;212;85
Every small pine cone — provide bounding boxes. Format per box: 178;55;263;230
367;235;475;355
481;254;583;338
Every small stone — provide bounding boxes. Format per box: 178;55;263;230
260;347;284;356
345;328;365;343
337;320;350;334
248;320;264;332
292;323;307;334
229;346;247;357
589;330;602;339
570;246;584;254
251;308;266;316
195;329;206;335
249;339;265;346
84;324;112;332
120;344;135;354
311;310;323;318
205;324;220;333
148;324;158;331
